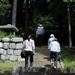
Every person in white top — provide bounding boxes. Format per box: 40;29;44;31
48;34;55;49
23;35;35;68
48;38;61;68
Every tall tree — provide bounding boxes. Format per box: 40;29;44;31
67;1;72;47
25;0;30;39
12;0;18;35
63;0;75;47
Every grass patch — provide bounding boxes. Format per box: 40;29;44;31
0;62;24;75
61;47;75;68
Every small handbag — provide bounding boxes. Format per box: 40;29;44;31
21;49;26;58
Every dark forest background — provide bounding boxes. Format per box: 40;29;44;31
0;0;75;47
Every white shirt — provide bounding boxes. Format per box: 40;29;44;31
48;37;55;49
49;41;60;52
23;39;35;51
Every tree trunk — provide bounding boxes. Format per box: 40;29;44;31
67;2;72;47
30;0;34;27
25;0;29;39
12;0;18;36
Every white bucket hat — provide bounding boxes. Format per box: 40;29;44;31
50;34;54;37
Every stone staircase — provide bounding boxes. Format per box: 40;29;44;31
12;67;75;75
33;46;63;68
12;46;75;75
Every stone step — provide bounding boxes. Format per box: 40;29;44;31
12;67;75;75
33;47;62;68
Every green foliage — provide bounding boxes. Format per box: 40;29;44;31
39;16;57;28
0;31;7;38
0;0;11;16
63;0;75;2
0;0;11;24
8;33;18;38
0;31;18;38
32;12;56;29
61;47;75;68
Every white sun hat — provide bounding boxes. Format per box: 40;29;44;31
50;34;54;37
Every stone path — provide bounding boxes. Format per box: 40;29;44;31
12;46;64;75
33;46;61;68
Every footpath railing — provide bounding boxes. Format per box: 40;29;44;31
12;67;75;75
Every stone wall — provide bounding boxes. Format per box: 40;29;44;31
0;37;25;62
